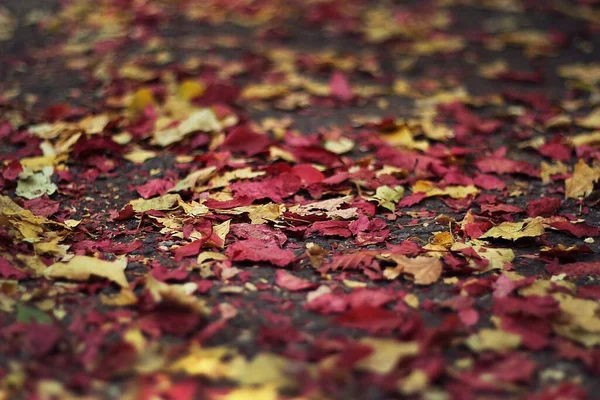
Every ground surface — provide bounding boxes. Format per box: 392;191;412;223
1;0;600;399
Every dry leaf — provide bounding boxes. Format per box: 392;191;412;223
145;275;207;314
44;256;129;287
412;180;479;199
355;338;419;374
465;329;521;352
480;219;545;241
565;159;600;199
16;166;58;200
130;193;182;213
381;254;443;285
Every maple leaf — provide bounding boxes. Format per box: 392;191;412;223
411;180;479;200
145;275;207;314
225;239;295;267
354;338;419;374
565;159;600;199
465;329;521;352
480;219;545;241
44;256;129;287
15;166;58;200
129;193;181;213
275;270;317;291
381;254;443;285
367;185;404;211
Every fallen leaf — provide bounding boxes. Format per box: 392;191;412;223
381;254;443;285
16;166;58;200
465;329;521;352
565;159;600;199
44;256;129;287
480;219;545;241
355;338;419;374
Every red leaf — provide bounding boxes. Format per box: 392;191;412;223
136;179;174;199
546;260;600;278
275;270;317;291
2;160;23;181
225;238;296;267
221;125;270;156
330;71;353;102
526;197;561;217
0;257;28;280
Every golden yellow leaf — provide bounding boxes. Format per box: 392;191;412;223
130;193;181;213
540;161;568;184
450;242;514;273
569;131;600;147
480;219;545;241
576;107;600;129
217;386;278;400
367;185;404;212
145;275;207;314
565;159;600;199
412;180;479;199
324;137;355;154
153;109;222;147
0;195;54;243
398;370;429;395
123;147;157;164
128;88;155;113
355;338;419;374
100;289;138;306
241;84;288;100
178;79;206;100
381;254;443;285
168;166;216;193
381;126;429;151
465;329;521;352
44;256;129;287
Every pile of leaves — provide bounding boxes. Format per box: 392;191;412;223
1;0;600;398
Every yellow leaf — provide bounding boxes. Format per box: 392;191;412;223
480;219;545;241
540;161;568;184
128;88;155;113
381;126;429;151
380;254;443;285
450;242;514;273
129;193;181;213
16;166;57;200
211;220;231;247
218;386;277;400
576;107;600;129
44;256;129;287
355;338;419;374
178;79;206;100
558;62;600;86
123;147;157;164
100;289;138;306
565;159;600;199
168;166;216;193
569;131;600;147
412;180;479;199
241;84;288;100
368;185;404;212
146;275;207;314
398;370;429;395
201;167;265;191
324;137;355;154
153;109;222;147
169;345;237;377
0;195;55;243
465;329;521;352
